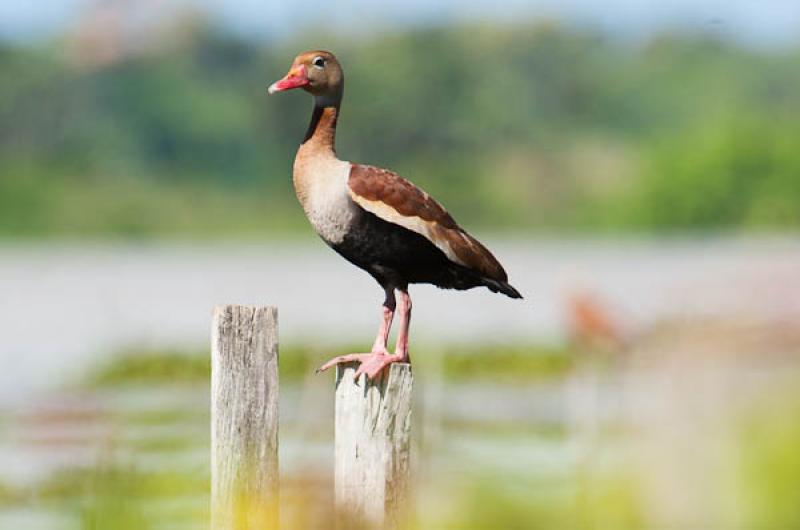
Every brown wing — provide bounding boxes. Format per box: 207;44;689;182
347;163;508;282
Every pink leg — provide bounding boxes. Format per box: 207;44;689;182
370;290;395;354
317;288;412;380
393;288;412;363
316;289;396;374
350;288;411;379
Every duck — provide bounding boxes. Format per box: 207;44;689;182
268;50;521;380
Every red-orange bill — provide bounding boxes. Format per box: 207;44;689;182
268;65;309;94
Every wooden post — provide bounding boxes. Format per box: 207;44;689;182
211;305;279;530
335;362;413;529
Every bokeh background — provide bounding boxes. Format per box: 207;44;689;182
1;0;800;528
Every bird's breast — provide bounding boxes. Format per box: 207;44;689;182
293;152;357;245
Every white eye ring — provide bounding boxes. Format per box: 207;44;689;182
312;56;325;68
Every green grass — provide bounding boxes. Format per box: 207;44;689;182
86;349;211;387
439;343;574;381
85;342;577;388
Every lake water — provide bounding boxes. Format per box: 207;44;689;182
1;236;798;403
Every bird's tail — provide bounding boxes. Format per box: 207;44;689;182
485;279;523;299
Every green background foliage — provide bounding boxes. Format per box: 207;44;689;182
2;23;799;237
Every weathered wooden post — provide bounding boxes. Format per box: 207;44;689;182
335;362;413;529
211;305;279;530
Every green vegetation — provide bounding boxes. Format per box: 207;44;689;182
735;387;800;529
87;349;211;386
1;344;798;529
621;115;800;229
2;23;800;237
436;470;646;530
86;342;575;387
440;343;574;381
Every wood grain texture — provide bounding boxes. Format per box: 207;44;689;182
335;362;413;529
211;305;279;530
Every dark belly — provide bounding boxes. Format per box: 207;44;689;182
327;207;483;290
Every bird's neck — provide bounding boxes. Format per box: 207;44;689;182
293;94;348;211
302;97;340;156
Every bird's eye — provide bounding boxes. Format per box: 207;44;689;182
312;56;325;68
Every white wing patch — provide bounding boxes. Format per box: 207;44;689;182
348;191;471;268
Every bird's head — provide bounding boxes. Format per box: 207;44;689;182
268;50;343;103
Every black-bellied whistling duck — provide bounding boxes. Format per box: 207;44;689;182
269;50;521;379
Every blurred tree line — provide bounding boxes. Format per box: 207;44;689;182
1;22;799;237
